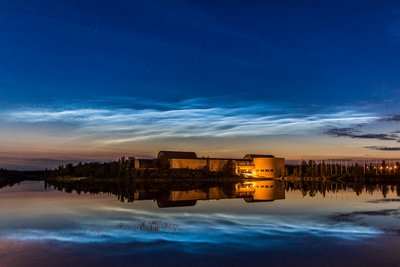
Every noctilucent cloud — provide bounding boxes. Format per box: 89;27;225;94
1;1;400;169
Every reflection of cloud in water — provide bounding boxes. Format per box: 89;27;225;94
330;209;400;222
367;198;400;203
1;209;382;245
330;208;400;238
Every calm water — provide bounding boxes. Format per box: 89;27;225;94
0;179;399;267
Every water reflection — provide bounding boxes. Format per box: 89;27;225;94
36;178;400;207
241;179;285;202
41;178;286;207
1;179;400;266
285;180;400;198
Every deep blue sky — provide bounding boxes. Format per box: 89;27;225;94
1;1;400;169
1;0;399;105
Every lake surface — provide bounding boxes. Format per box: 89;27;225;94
0;179;399;266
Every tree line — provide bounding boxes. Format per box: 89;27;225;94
52;157;238;179
285;160;400;178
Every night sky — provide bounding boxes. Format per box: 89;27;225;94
1;0;400;169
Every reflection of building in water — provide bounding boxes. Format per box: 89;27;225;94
138;151;285;178
236;179;285;202
154;180;285;207
169;187;227;201
44;178;400;209
45;178;287;208
157;187;228;208
120;182;236;208
157;200;197;208
235;182;255;197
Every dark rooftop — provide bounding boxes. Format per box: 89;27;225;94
243;154;275;159
158;151;197;159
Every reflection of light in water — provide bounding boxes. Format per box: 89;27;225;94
250;180;276;201
236;179;285;202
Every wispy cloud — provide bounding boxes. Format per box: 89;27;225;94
365;146;400;151
381;115;400;122
325;128;399;141
0;99;379;144
0;156;92;170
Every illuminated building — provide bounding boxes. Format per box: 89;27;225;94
145;151;285;178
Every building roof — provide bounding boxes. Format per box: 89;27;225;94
243;154;275;159
157;151;197;159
